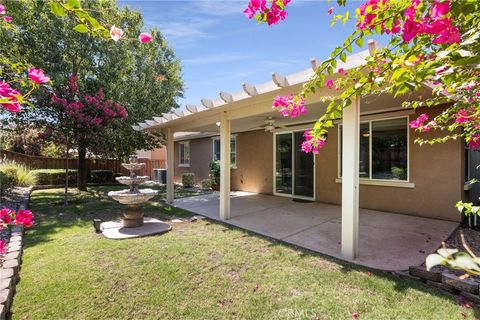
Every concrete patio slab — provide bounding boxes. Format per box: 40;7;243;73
100;217;172;240
173;192;458;271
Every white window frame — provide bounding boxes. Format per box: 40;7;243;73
337;115;411;186
178;141;190;167
212;135;237;168
272;129;316;201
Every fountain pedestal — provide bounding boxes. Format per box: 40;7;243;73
100;157;172;239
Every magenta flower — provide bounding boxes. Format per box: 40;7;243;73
325;79;334;89
455;108;477;124
15;209;34;228
28;68;50;84
110;25;124;42
467;134;480;150
327;7;334;15
273;94;307;118
0;81;21;112
3;16;11;22
139;32;153;44
409;113;429;129
301;129;326;154
430;0;450;19
338;68;345;75
0;5;5;15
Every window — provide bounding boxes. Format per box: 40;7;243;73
339;117;408;181
212;136;237;167
178;141;190;167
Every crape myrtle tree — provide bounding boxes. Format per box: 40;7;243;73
2;0;183;189
244;0;480;273
37;75;127;197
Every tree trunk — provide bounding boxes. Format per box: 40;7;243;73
77;145;88;191
64;144;69;206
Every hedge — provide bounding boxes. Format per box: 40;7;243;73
31;169;78;186
90;170;114;183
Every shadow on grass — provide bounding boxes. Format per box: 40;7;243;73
185;210;480;314
25;187;479;316
26;187;196;248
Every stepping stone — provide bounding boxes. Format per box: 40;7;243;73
100;217;172;240
171;219;184;223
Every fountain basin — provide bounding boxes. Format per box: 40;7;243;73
108;189;157;205
122;163;145;171
116;176;150;186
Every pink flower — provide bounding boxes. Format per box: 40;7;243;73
455;108;477;124
402;19;422;42
243;0;266;18
0;208;13;224
409;113;428;129
302;129;326;154
0;81;21;112
139;32;153;44
3;16;11;22
110;25;124;42
273;94;307;119
15;209;34;228
0;5;5;15
325;79;334;89
327;7;334;15
28;68;50;84
430;0;450;19
467;134;480;150
338;68;345;75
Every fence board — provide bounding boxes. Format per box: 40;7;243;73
0;149;166;179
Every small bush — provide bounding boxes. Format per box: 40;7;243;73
31;169;77;186
90;170;114;183
209;161;220;185
0;171;14;196
391;166;407;180
0;160;37;187
200;178;212;190
182;173;195;188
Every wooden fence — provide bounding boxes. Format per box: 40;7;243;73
0;149;166;179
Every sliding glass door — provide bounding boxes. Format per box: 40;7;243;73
275;132;314;199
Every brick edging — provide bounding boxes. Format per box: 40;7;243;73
0;225;25;319
394;266;480;306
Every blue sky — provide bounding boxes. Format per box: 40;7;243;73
119;0;372;108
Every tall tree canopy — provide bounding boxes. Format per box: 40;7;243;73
0;0;183;159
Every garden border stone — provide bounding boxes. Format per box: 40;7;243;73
0;186;32;319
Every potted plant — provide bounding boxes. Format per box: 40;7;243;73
209;160;220;191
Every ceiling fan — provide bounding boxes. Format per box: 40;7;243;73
251;117;288;132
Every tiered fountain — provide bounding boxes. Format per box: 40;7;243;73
100;156;171;239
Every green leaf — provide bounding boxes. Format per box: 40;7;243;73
426;254;444;270
51;2;67;17
340;52;347;63
355;37;364;48
66;0;81;9
73;24;89;33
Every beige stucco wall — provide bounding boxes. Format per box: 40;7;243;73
174;137;212;183
315;107;464;222
231;130;273;194
172;106;464;222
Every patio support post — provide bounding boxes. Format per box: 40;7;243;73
166;127;175;204
341;96;360;260
219;111;231;220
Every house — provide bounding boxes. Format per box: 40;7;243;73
134;41;475;262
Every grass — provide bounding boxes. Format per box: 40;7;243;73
11;187;478;319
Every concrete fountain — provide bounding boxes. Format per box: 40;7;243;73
100;156;171;239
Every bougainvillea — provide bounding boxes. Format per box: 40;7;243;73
0;208;34;252
273;94;307;118
246;0;480;276
244;0;290;26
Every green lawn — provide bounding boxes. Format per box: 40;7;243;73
11;187;477;319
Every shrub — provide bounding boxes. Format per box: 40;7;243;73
182;173;195;188
201;178;212;190
90;170;114;183
0;160;37;187
31;169;77;186
209;161;220;185
0;171;14;196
